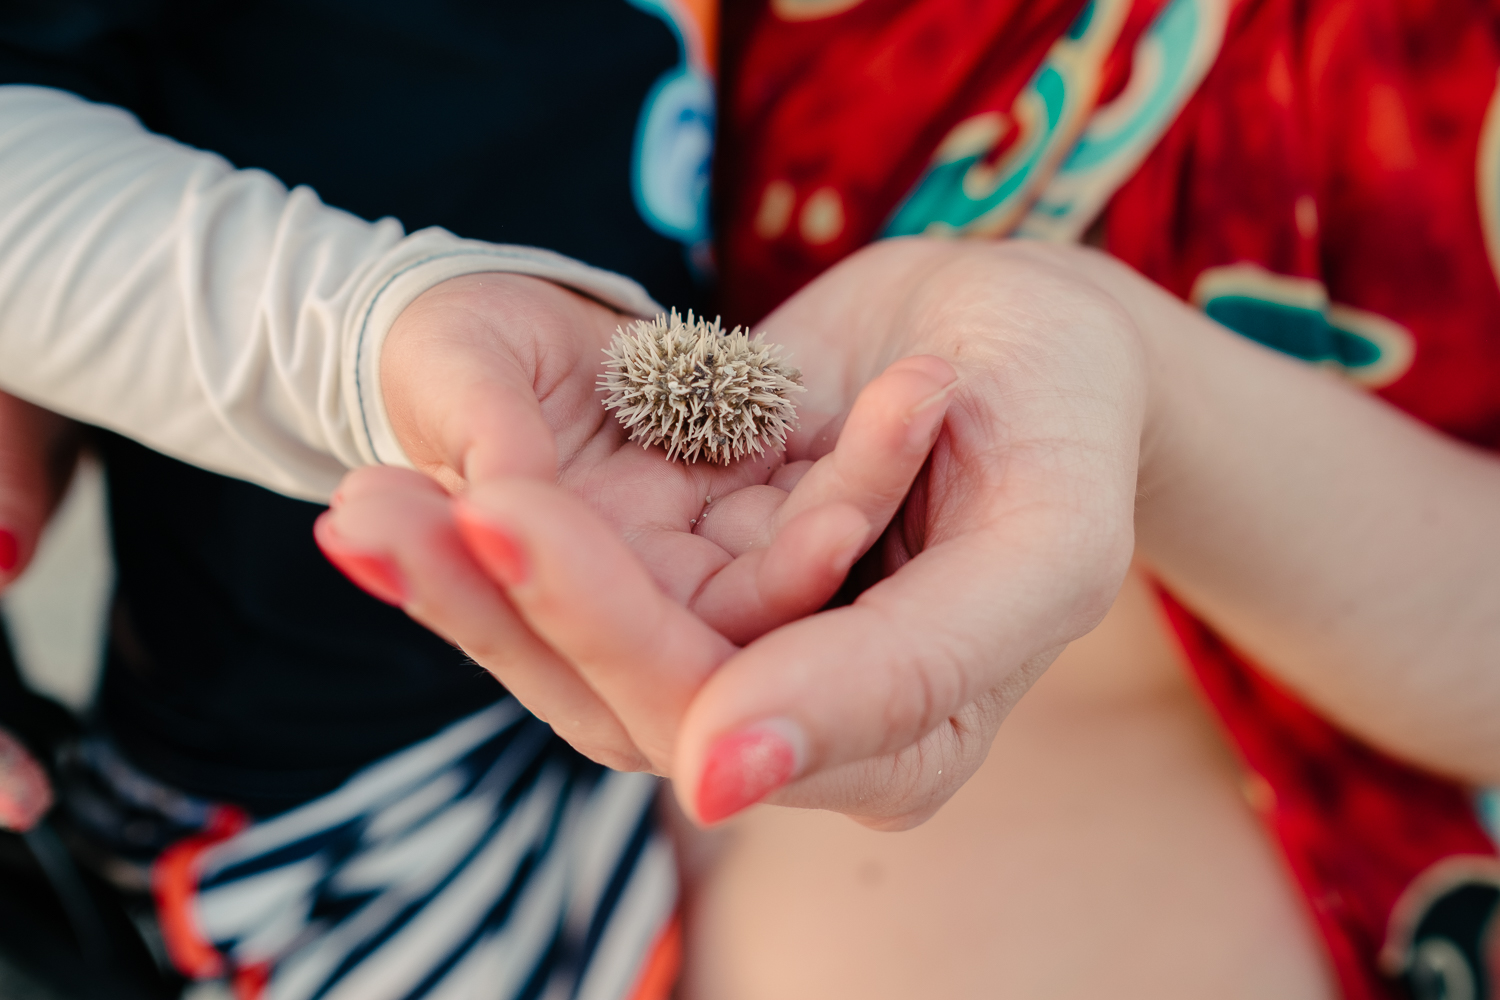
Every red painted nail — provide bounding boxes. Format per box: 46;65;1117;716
696;724;800;824
313;518;407;606
0;529;16;573
455;516;529;588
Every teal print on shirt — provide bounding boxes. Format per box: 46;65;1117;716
627;0;715;251
881;0;1229;243
1204;297;1379;367
1019;0;1226;241
1190;264;1415;389
882;62;1069;237
1048;0;1203;181
881;0;1111;239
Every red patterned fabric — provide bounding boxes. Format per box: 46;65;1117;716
721;1;1500;996
1106;0;1500;445
720;0;1162;323
1104;4;1500;996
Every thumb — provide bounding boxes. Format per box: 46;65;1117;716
379;273;624;493
670;512;1091;826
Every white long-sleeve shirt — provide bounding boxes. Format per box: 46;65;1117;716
0;85;660;502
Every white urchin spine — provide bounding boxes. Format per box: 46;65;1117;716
598;309;805;464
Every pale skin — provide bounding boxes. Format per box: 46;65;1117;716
336;240;1145;828
333;237;1500;813
1;237;1496;993
354;269;964;774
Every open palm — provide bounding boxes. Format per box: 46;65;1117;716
322;270;955;773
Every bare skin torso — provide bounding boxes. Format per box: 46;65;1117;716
675;566;1337;999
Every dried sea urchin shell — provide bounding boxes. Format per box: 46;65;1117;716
598;309;804;464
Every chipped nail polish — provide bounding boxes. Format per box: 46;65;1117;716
696;722;802;824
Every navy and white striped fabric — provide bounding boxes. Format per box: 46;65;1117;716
171;700;676;1000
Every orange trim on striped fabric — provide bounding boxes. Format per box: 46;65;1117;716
626;912;683;1000
233;960;272;1000
151;805;251;980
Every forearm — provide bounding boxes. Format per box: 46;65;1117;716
1071;246;1500;782
0;86;657;501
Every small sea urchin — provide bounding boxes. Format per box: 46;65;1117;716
598;310;805;464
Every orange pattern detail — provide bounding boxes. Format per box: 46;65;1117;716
151;805;251;980
627;913;683;1000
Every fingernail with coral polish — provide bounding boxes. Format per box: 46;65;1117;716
696;719;805;824
0;529;18;574
456;515;529;588
314;517;407;606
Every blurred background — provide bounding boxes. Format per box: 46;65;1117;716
0;460;227;1000
3;456;112;718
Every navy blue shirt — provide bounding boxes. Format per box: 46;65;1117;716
0;0;713;813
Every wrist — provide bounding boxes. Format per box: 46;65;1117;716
1041;245;1191;517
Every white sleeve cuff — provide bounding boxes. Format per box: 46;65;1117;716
0;85;665;499
344;235;664;470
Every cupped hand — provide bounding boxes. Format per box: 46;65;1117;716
668;237;1148;826
317;272;956;772
324;238;1150;829
450;238;1147;826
